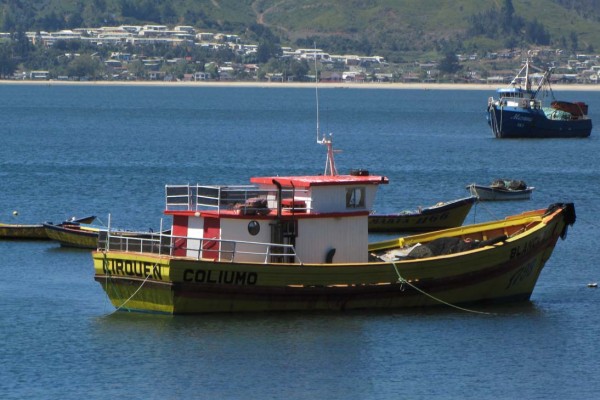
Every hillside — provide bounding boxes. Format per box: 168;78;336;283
2;0;600;60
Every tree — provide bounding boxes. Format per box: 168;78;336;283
0;44;18;78
67;54;105;79
502;0;515;24
161;3;178;24
9;30;33;62
438;51;461;75
570;31;579;50
289;59;309;81
256;39;281;63
128;59;146;79
205;62;219;80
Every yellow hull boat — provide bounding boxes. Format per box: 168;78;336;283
93;177;574;314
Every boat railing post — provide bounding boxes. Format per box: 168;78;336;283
217;186;221;212
159;218;163;255
265;244;271;263
107;214;112;251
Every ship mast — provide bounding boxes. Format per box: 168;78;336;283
314;44;339;176
525;55;531;92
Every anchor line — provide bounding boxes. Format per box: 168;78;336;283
101;251;158;313
390;261;495;315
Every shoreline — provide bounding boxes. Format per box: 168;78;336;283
2;79;600;91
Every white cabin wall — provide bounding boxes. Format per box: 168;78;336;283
220;217;272;263
185;216;204;258
295;215;368;263
309;186;378;213
256;182;380;214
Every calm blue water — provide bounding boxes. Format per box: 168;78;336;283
1;84;599;399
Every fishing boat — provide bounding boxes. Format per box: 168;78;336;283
486;54;592;138
92;150;575;313
368;196;477;232
0;215;96;241
92;58;575;314
44;216;161;249
467;179;534;201
0;222;49;240
44;216;102;249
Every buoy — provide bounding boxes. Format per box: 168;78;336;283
587;282;598;288
12;210;18;216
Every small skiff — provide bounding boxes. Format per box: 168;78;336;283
467;180;534;201
368;196;477;232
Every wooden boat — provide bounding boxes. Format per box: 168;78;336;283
368;196;476;232
0;223;49;240
92;85;574;314
467;179;534;201
44;220;102;249
92;164;575;314
486;54;592;138
0;215;96;241
44;216;160;249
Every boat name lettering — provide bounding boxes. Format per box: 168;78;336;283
372;213;449;225
511;115;533;122
183;269;258;285
104;259;162;280
509;237;540;259
506;260;536;290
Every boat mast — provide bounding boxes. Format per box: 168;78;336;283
525;56;531;92
314;44;339;176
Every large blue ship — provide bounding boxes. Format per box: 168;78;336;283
487;56;592;138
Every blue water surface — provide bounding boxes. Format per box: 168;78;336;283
0;84;598;399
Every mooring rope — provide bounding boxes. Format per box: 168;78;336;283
489;101;504;138
101;250;157;313
101;251;119;312
390;260;494;315
114;272;154;312
474;199;500;221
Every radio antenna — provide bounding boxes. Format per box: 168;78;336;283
314;43;339;176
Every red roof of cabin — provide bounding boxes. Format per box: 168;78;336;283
250;174;389;188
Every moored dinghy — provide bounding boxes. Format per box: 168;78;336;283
369;196;477;232
44;216;101;249
0;222;49;240
467;179;534;201
44;216;161;249
1;215;96;241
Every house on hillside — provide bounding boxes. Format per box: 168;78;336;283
320;71;342;82
30;71;49;80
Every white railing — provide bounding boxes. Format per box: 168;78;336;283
98;230;301;264
165;183;311;213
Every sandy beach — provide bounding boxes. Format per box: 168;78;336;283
2;79;600;91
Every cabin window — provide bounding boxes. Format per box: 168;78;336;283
248;220;260;236
346;187;365;208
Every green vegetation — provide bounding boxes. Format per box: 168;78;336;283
2;0;600;81
3;0;600;54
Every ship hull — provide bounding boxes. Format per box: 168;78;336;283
488;106;592;138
